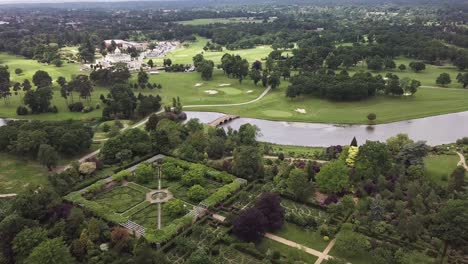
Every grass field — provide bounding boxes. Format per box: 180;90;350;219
176;17;265;25
195;84;468;124
150;36;274;65
257;238;318;263
424;154;460;186
1;46;468;125
274;222;329;251
348;57;467;89
265;143;324;158
0;153;50;194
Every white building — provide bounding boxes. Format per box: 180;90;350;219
95;48;143;70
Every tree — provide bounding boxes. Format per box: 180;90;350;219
431;199;468;263
287;168;312;201
135;163;155;184
197;60;214;81
409;61;426;72
354;141;391;181
137;69;149;87
15;68;23;75
161;162;184;181
386;133;413;155
233;208;267;242
316;160;349;193
187;185;208;202
25;238;74;264
255;193;285;231
32;70;52;88
145;114;161;131
384;58;396;69
22;79;32;93
165;199;185;218
367;55;384;71
249;69;262;86
24;87;53;113
456;73;468;88
110;226;131;253
436;73;451;87
79;36;95;63
37;144;58;170
12;227;48;263
147;59;154;68
69;75;93;101
232;146;264;180
13;186;60;221
400;77;420;95
0;66;11;104
398;64;406;71
447;166;465;193
268;72;281;89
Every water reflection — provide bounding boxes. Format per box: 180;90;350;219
185;111;468;146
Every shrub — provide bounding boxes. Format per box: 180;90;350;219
16;105;29;115
82;106;94;113
181;168;205;187
68;102;84;112
79;162;97;175
165;199;185;218
203;181;242;208
187;185;208;202
161;162;184;181
112;170;131;182
323;236;330;241
49;105;58;113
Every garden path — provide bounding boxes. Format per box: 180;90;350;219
420;86;468;91
456;151;468;171
264;233;341;264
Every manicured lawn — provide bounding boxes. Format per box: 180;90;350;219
274;222;329;251
348;57;467;89
257;238;318;263
0;153;50;193
328;245;374;264
150;36;275;65
92;186;146;213
265;143;324;158
424;154;460;187
196;84;468;124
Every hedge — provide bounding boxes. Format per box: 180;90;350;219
121;201;151;218
112;170;131;182
145;214;193;243
126;182;152;193
202;181;243;208
64;191;126;223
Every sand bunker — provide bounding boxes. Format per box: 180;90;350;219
205;90;219;95
218;83;231;87
194;83;203;87
295;108;307;114
246;90;253;93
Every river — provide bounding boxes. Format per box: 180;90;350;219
1;111;466;146
185;111;468;147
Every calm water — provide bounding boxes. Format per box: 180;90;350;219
185;111;468;147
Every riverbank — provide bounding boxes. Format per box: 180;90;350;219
186;111;468;147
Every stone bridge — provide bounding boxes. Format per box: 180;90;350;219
208;114;239;127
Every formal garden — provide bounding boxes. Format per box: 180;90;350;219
65;155;245;244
